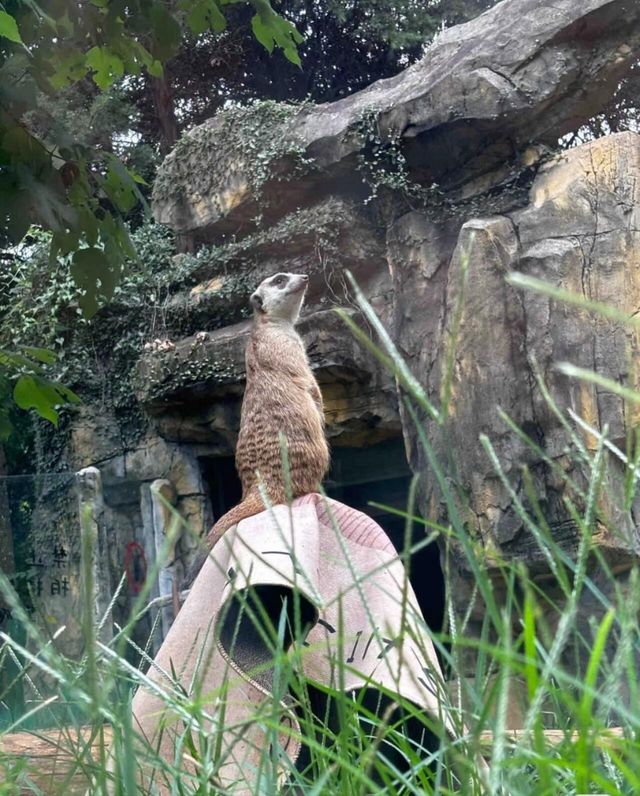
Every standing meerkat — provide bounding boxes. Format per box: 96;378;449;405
204;271;330;553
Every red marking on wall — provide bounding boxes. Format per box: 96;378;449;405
124;542;147;594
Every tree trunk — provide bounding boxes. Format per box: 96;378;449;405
150;69;194;252
150;70;179;157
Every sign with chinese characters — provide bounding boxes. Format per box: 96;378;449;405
25;543;71;606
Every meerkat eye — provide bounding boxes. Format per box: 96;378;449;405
273;275;287;288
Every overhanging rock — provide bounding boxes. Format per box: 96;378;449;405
162;198;388;330
153;0;640;240
133;310;400;447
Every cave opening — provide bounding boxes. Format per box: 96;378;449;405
199;436;445;635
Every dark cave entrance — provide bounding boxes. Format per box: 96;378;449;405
199;436;445;634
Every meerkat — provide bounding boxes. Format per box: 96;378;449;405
203;271;329;556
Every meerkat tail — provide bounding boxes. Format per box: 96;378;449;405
183;491;273;591
205;490;270;550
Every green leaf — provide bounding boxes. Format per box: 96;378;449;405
85;46;125;90
13;375;80;425
251;13;275;53
207;0;227;32
0;349;44;372
147;59;163;78
56;12;74;36
51;227;81;257
50;52;90;89
118;38;154;75
76;207;100;247
70;247;120;318
187;0;226;35
102;165;137;213
101;212;136;260
100;154;145;214
0;10;22;43
130;171;149;186
250;9;302;64
20;347;57;365
149;3;181;61
283;44;301;67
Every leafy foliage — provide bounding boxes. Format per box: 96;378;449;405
0;0;303;258
0;0;304;432
0;221;245;450
0;348;79;440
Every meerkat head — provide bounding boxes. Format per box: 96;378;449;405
250;272;309;322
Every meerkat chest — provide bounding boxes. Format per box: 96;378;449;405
248;324;309;376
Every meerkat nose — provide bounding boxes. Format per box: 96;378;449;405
301;274;309;281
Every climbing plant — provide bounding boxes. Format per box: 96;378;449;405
152;99;315;227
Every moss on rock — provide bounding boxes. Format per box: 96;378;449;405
153;100;315;232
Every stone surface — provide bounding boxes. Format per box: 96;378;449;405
0;726;112;795
149;479;179;638
134;308;400;447
158;197;390;341
153;0;640;239
68;405;125;470
76;467;112;643
395;133;640;577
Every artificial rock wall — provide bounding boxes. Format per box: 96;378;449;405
146;131;640;670
146;0;640;671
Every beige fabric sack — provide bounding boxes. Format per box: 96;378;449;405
126;494;477;793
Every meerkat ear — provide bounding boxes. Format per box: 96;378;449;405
250;292;264;312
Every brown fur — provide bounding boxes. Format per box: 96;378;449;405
204;273;329;552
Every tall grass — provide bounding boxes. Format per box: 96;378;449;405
1;269;640;794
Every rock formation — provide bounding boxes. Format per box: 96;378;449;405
14;0;640;679
153;0;640;238
145;0;640;675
